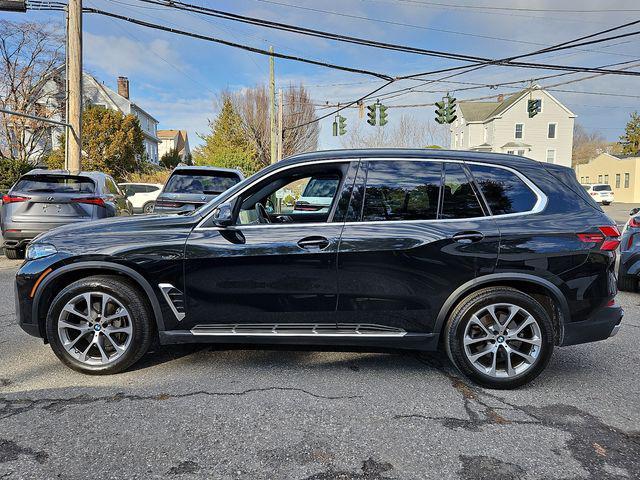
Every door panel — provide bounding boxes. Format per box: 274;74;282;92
184;224;343;329
336;159;500;333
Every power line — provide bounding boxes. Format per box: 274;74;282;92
387;0;640;14
253;0;637;59
132;0;640;77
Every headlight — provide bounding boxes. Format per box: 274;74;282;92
25;243;58;260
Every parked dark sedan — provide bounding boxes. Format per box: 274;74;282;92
617;207;640;292
153;166;244;214
15;149;623;388
1;170;132;259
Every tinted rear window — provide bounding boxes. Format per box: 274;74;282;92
363;160;441;221
467;164;537;215
302;177;339;197
13;175;95;194
593;185;611;191
164;171;241;194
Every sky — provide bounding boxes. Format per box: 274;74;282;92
2;0;639;150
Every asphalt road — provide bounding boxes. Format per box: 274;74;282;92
0;259;638;479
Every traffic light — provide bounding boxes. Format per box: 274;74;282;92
378;104;388;126
338;115;347;135
367;104;377;126
435;99;447;124
332;119;338;136
445;96;457;124
528;99;540;118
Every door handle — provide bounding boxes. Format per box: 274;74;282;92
452;231;484;244
297;236;330;250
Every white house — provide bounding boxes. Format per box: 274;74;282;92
449;86;576;167
157;129;191;162
38;69;160;164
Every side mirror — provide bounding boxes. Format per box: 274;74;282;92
212;200;235;227
630;207;639;216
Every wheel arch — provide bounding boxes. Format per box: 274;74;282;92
33;261;166;340
435;273;570;346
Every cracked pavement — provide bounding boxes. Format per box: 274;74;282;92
0;260;638;479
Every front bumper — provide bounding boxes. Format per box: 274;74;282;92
560;305;623;346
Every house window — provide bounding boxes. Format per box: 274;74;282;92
546;149;556;163
460;131;464;147
616;174;621;188
507;150;515;154
580;177;584;183
515;123;524;139
483;126;488;143
547;123;557;139
604;174;609;184
625;173;630;188
585;176;589;183
598;175;603;183
517;149;525;156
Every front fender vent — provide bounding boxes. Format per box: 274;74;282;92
158;283;186;321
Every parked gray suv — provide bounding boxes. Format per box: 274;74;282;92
1;170;132;259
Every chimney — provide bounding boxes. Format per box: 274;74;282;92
497;94;504;102
117;76;129;99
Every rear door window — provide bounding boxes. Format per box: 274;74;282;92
467;164;537;215
164;172;241;195
440;163;484;219
13;175;95;194
362;160;442;221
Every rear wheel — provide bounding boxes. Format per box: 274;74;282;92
46;275;154;374
445;287;555;389
5;248;24;260
618;275;637;292
142;201;155;214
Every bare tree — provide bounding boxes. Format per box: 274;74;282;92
230;84;318;167
572;123;618;166
0;20;64;163
340;114;449;149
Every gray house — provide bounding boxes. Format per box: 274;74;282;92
449;86;575;167
38;69;160;164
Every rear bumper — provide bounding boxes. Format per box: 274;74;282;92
560;305;623;346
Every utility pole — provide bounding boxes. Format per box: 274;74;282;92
64;5;70;170
67;0;83;172
276;88;283;162
269;46;276;164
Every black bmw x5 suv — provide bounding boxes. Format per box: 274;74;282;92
15;149;623;388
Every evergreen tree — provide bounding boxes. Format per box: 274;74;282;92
160;147;181;169
193;98;258;175
620;111;640;155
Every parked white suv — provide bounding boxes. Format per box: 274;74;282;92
118;183;163;214
581;184;614;205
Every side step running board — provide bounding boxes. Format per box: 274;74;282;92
190;323;406;337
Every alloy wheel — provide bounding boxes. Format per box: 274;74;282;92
57;292;133;366
463;303;542;378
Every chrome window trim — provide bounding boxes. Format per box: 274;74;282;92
195;157;546;230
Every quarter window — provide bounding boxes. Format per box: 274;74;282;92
441;163;484;219
362;161;441;221
468;164;537;215
515;124;523;139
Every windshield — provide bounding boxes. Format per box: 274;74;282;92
13;175;95;194
163;172;241;195
593;185;612;192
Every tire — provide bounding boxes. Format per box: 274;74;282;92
46;275;154;375
142;201;155;214
602;202;611;206
617;275;637;292
5;248;24;260
444;287;555;389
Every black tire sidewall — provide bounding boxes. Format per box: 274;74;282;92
46;276;153;374
445;288;555;389
143;202;154;214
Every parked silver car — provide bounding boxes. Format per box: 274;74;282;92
1;169;132;259
153;166;244;214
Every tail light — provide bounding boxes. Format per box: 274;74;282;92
577;225;620;251
2;194;30;204
72;197;105;207
155;200;180;208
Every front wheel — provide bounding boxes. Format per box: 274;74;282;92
46;275;154;374
142;201;155;214
445;287;554;389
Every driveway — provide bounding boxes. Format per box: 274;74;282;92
0;262;638;479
